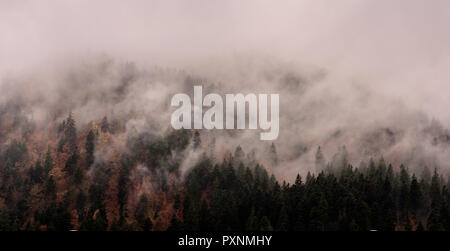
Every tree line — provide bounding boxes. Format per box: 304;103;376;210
0;113;449;231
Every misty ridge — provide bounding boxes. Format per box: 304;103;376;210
1;0;450;232
1;0;450;182
1;54;449;182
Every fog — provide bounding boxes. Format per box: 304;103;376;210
1;0;450;181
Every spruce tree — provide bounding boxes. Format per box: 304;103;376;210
193;131;201;149
101;116;110;133
315;146;326;172
44;146;54;177
85;130;95;168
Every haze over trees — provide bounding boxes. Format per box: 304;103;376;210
0;109;449;231
0;57;449;232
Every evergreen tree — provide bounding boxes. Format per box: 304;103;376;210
94;207;108;231
315;146;326;172
259;216;273;231
276;204;289;231
63;147;79;176
427;200;444;231
45;176;57;202
101;116;110;133
44;146;54;176
398;164;410;222
410;175;422;217
54;203;72;231
182;195;199;231
193;131;201;149
58;112;77;152
245;208;258;231
85;130;95;168
416;222;425;231
199;199;212;231
76;190;87;213
234;145;245;163
29;160;44;184
0;206;11;231
309;193;329;231
167;215;182;231
269;143;278;165
135;194;150;230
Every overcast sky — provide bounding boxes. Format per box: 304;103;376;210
1;0;450;123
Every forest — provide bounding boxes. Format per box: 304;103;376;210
2;0;450;235
0;112;449;231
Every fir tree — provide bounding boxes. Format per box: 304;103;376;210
85;130;95;168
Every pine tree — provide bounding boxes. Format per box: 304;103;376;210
101;116;109;133
269;143;278;165
245;208;258;231
29;160;44;184
430;168;442;205
135;194;149;229
234;145;245;162
410;175;422;217
416;222;425;231
94;207;108;231
427;200;444;231
315;146;326;172
54;203;72;231
85;130;95;168
259;216;273;231
193;130;201;149
45;176;57;202
76;190;87;213
74;166;84;186
58;112;77;152
167;215;182;231
44;146;54;177
309;193;329;231
0;206;11;231
276;204;289;231
199;199;212;231
398;164;410;222
182;195;199;231
63;147;79;176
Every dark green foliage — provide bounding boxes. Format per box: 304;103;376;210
85;130;95;168
58;112;77;152
45;176;57;202
135;194;151;230
63;147;79;176
269;143;278;165
44;146;54;176
410;175;422;216
168;217;182;231
180;150;450;231
315;146;326;172
29;160;44;184
76;190;87;212
94;207;108;231
0;206;13;231
1;114;450;232
1;140;27;166
100;116;109;133
118;156;133;217
193;130;201;149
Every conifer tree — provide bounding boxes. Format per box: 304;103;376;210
85;130;95;168
101;116;109;133
315;146;326;172
44;146;54;176
193;130;201;149
269;143;278;165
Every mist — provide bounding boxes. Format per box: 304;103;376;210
1;0;450;182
